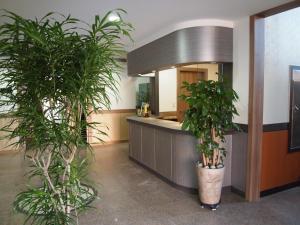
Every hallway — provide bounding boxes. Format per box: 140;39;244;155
0;143;300;225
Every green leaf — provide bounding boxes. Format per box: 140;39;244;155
180;78;239;166
0;10;132;224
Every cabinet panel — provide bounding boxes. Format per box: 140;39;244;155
141;126;155;169
155;130;172;180
130;123;142;161
172;134;198;188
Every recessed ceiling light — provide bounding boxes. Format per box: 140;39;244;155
139;73;155;77
108;14;120;22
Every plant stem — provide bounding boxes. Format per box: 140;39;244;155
202;153;207;167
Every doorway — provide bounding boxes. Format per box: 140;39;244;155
248;1;300;201
177;68;208;122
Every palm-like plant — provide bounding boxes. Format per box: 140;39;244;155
180;77;239;168
0;10;132;224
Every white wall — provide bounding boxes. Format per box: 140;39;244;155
264;7;300;124
0;70;13;114
109;66;140;110
0;9;138;111
232;17;250;124
159;68;177;112
0;66;137;112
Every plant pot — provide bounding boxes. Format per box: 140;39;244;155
197;164;225;210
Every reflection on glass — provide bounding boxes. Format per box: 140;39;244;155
135;77;150;116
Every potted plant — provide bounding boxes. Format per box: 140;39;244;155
180;77;239;210
0;10;132;224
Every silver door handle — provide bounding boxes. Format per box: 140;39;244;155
295;105;299;111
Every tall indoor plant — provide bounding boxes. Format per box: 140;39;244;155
181;77;239;210
0;10;132;224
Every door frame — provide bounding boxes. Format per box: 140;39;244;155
247;1;300;202
288;65;300;152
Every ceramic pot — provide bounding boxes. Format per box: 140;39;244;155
197;165;225;210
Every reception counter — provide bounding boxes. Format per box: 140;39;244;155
127;116;232;191
127;116;198;190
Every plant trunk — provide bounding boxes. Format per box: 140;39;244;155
66;163;71;215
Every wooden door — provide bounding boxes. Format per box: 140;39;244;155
177;68;208;122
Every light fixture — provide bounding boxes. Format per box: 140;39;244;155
108;13;120;22
139;72;155;77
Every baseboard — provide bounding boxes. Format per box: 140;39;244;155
260;181;300;197
235;123;248;133
263;123;289;132
230;186;246;197
129;156;198;194
129;156;244;196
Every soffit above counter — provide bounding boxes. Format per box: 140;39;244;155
127;26;233;76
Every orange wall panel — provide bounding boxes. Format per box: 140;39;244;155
261;130;300;191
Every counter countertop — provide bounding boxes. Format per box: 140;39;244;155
127;115;187;132
127;115;239;135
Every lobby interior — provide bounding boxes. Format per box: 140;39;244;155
0;0;300;225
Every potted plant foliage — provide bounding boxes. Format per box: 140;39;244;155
0;10;132;224
180;77;239;210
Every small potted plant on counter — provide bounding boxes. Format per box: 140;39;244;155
180;77;239;210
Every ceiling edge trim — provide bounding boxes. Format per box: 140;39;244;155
126;19;234;51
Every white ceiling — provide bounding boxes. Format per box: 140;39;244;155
0;0;292;48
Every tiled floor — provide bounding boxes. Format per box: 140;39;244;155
0;143;299;225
